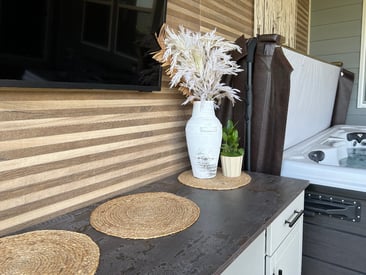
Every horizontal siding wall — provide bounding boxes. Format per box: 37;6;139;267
296;0;310;53
309;0;366;125
0;0;254;236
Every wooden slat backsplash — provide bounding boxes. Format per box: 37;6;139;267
0;90;191;235
166;0;200;30
167;0;253;39
200;0;254;39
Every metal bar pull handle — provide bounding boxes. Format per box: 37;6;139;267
285;210;304;228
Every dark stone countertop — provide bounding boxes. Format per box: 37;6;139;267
16;171;308;274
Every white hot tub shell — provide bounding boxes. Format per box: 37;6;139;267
281;125;366;192
278;48;366;192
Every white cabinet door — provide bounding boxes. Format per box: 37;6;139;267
266;215;303;275
223;191;305;275
266;192;304;256
223;231;265;275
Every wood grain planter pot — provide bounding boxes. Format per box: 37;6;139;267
220;155;243;177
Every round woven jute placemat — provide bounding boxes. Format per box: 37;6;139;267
90;192;200;239
0;230;99;275
178;169;251;190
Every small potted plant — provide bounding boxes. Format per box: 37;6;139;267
220;120;244;177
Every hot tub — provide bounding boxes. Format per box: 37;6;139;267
281;124;366;192
277;47;366;275
281;125;366;274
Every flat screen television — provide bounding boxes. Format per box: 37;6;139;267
0;0;167;91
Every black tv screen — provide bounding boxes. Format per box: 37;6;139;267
0;0;167;91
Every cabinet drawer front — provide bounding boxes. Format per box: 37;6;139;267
266;191;304;256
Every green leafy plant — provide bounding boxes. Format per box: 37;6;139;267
221;120;244;157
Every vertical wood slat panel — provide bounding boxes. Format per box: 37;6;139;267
0;0;255;236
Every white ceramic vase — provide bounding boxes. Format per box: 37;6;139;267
185;101;222;179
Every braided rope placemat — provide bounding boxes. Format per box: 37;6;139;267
0;230;99;275
178;169;251;190
90;192;200;239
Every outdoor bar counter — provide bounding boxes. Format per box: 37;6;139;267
14;171;309;274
